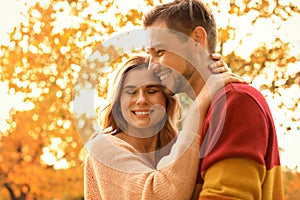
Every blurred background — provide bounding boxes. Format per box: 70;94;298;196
0;0;299;199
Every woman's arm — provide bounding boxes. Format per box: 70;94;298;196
85;58;245;200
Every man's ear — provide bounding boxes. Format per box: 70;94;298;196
191;26;207;47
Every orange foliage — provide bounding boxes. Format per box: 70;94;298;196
0;0;299;199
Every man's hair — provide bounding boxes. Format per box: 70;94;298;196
143;0;217;53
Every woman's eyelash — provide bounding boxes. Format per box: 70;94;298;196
125;90;135;94
148;90;157;94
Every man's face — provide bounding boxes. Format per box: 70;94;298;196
146;21;199;95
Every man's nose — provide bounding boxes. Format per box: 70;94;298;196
148;60;160;73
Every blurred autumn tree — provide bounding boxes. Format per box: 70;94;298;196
0;0;152;199
284;171;300;200
0;0;299;199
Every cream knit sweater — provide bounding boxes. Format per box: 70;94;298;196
84;126;200;200
84;101;204;200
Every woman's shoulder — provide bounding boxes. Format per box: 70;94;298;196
85;133;153;173
87;133;138;155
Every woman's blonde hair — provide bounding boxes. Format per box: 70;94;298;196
99;56;179;152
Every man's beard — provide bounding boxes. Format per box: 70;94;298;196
171;61;196;95
182;61;196;80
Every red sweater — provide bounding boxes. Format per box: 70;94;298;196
193;83;284;200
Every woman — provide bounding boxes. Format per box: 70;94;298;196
84;56;244;200
99;56;179;165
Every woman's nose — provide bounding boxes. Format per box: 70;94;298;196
136;92;148;105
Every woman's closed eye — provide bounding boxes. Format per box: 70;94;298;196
123;88;136;95
122;85;162;96
146;85;163;94
126;90;136;95
147;89;159;94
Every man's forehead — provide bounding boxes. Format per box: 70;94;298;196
146;28;177;48
146;28;188;54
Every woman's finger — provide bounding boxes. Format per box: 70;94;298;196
209;60;231;73
210;53;222;61
220;72;247;84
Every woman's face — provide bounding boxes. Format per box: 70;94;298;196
120;67;167;130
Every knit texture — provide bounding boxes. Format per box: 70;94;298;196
85;130;201;200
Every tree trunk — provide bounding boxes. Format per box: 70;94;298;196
4;183;28;200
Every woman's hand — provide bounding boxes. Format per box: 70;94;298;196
195;72;246;110
206;72;245;97
209;53;232;73
183;72;245;136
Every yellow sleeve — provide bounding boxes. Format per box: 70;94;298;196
199;157;266;200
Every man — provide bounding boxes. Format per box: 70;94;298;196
144;0;284;199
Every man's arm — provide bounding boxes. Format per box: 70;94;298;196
198;84;283;199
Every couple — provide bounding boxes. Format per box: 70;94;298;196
84;0;284;199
